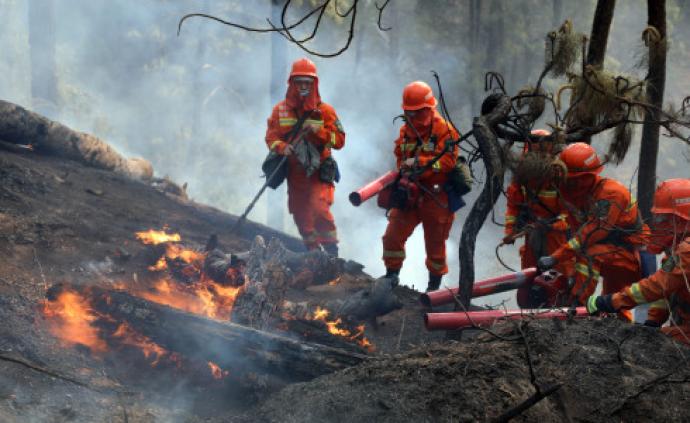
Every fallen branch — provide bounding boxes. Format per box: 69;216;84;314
492;383;562;423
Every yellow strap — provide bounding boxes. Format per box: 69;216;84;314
429;260;445;270
649;299;668;310
567;237;581;251
383;250;406;259
330;131;337;147
538;190;557;198
575;263;600;278
269;140;282;151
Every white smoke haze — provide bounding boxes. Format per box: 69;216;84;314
1;0;689;300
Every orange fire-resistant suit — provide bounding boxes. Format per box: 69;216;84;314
265;58;345;251
381;110;459;276
553;176;647;305
504;180;571;270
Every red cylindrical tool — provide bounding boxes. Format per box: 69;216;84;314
420;268;539;308
424;307;588;331
349;171;398;206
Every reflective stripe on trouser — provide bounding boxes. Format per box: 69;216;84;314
569;243;640;305
287;163;337;250
381;193;454;276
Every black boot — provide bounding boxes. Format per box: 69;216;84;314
426;273;442;292
322;243;339;257
384;268;400;287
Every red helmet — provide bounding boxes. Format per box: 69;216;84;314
559;142;603;177
652;178;690;221
523;129;552;154
402;81;437;111
289;58;318;79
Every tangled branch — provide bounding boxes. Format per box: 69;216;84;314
178;0;392;58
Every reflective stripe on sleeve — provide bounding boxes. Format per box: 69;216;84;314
629;283;648;305
567;237;581;250
270;140;282;151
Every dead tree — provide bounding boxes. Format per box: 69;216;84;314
587;0;616;68
457;94;512;309
637;0;667;221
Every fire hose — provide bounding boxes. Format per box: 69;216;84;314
424;307;589;331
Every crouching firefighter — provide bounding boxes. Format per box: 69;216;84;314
587;179;690;344
537;143;649;307
503;129;573;307
381;81;471;291
264;58;345;255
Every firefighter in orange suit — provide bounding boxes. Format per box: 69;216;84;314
503;130;573;306
537;143;648;306
265;58;345;255
587;179;690;344
503;130;572;269
382;81;460;292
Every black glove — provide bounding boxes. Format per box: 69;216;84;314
586;294;616;315
537;255;557;272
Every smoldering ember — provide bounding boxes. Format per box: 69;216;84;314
2;1;690;422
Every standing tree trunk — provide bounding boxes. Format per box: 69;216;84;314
457;96;511;310
586;0;616;68
577;0;616;143
637;0;667;221
29;0;59;118
553;0;564;28
267;0;288;231
482;0;504;73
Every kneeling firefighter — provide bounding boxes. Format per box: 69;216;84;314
264;58;345;255
537;143;649;306
587;179;690;344
381;81;470;292
503;130;573;307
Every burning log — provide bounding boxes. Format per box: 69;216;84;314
82;285;367;382
424;307;589;331
0;100;153;181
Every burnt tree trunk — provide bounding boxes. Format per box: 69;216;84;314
586;0;616;68
637;0;667;221
578;0;616;143
267;0;287;231
87;286;366;383
29;0;59;118
457;95;512;309
553;0;564;28
0;100;153;180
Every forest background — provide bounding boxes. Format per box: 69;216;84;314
2;0;689;303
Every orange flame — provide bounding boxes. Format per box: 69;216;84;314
310;307;374;350
112;322;168;366
135;229;181;245
147;244;205;271
328;277;342;286
41;290;107;353
138;278;242;320
208;361;229;379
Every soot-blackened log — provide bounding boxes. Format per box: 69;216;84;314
0;100;152;180
87;286;366;382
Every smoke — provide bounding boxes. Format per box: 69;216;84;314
2;1;690;300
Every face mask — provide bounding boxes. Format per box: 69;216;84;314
293;77;313;98
405;108;433;132
563;174;596;195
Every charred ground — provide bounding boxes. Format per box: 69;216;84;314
1;144;689;422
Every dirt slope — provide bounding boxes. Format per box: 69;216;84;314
231;318;690;423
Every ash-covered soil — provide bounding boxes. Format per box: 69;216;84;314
229;318;690;423
2;144;689;423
